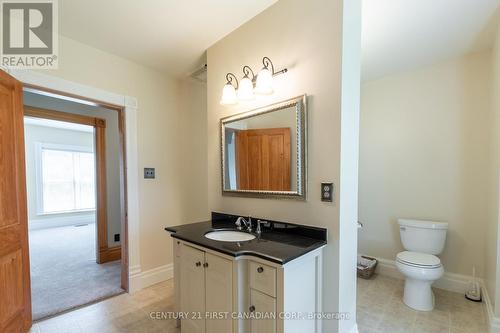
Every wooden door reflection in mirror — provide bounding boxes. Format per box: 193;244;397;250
235;128;291;191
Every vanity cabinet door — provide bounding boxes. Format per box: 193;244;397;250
249;289;276;333
205;253;233;333
180;245;206;333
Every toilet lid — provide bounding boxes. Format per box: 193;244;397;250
396;251;441;267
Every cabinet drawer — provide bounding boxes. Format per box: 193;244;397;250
249;289;276;333
249;261;276;297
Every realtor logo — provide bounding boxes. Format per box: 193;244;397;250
1;0;58;68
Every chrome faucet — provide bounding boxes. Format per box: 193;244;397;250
235;216;252;232
256;220;266;235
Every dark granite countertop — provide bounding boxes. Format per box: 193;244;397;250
164;212;327;264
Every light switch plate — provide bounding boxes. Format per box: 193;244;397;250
144;168;155;179
321;182;334;202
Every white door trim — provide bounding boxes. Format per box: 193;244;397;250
9;69;142;293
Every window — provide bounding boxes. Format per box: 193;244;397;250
36;143;95;214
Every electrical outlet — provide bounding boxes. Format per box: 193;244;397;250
114;234;120;242
321;183;334;202
144;168;155;179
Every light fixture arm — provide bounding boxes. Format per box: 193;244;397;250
242;65;255;80
262;56;275;74
225;72;239;89
260;56;287;80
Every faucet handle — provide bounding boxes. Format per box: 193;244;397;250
256;220;266;234
235;217;243;230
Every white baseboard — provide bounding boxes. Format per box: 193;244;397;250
29;214;95;230
481;283;500;333
128;264;142;293
129;264;173;294
374;258;402;279
488;315;500;333
373;257;475;294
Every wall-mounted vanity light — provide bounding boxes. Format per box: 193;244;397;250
255;57;278;94
237;66;255;101
220;73;239;105
220;57;287;105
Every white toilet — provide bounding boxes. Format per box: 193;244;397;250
395;219;448;311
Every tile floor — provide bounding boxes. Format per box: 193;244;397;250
29;279;179;333
357;274;488;333
30;274;489;333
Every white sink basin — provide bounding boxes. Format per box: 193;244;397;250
205;230;256;242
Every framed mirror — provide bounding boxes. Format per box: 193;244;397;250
221;95;307;200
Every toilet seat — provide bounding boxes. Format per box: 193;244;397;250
396;251;441;268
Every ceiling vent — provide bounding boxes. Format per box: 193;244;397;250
189;64;207;83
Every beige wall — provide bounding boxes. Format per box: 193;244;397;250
177;78;209;223
487;20;500;316
207;0;361;332
35;35;208;271
359;52;491;277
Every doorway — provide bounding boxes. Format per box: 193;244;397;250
0;70;135;332
23;91;127;320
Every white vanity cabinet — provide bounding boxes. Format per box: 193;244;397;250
173;239;323;333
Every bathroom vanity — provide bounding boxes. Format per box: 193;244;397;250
165;212;326;333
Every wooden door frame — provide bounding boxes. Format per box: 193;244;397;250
24;106;113;261
7;69;136;293
24;98;129;291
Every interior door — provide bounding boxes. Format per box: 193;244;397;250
236;128;291;191
205;253;232;333
0;70;32;333
180;244;206;333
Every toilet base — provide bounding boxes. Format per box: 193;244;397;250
403;278;435;311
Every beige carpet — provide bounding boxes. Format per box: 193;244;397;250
29;223;123;321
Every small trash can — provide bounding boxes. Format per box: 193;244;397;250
357;255;378;279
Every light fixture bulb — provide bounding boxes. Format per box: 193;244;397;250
255;67;274;95
237;76;255;101
220;83;238;105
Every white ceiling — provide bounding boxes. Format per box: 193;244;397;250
59;0;277;77
362;0;500;81
59;1;500;81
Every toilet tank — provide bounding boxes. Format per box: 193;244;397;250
398;219;448;255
